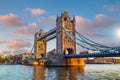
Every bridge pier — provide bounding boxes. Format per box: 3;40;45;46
65;58;85;66
44;52;85;67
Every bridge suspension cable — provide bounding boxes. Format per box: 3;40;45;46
62;27;120;51
30;44;34;54
75;31;112;51
75;31;112;48
62;27;99;51
75;30;120;50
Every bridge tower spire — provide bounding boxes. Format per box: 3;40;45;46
56;11;76;55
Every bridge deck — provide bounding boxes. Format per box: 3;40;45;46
65;52;120;58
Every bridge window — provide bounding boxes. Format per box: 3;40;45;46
39;34;41;36
64;17;67;21
38;46;40;48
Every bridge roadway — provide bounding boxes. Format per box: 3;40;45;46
65;52;120;58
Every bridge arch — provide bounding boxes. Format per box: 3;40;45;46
64;48;74;55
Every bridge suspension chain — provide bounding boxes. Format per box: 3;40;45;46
62;27;120;51
75;30;120;51
30;44;35;54
75;31;112;51
75;31;112;48
62;27;99;51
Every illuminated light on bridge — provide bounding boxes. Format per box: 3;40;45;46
31;11;120;66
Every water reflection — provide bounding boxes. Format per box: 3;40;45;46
0;65;119;80
33;66;84;80
33;66;45;80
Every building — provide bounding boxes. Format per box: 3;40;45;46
21;52;34;61
85;57;120;64
0;54;6;59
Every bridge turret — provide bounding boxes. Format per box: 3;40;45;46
39;29;44;35
35;28;44;39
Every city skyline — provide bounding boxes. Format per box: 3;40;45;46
0;0;120;55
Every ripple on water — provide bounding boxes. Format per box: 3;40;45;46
0;64;120;80
85;64;120;79
0;65;34;80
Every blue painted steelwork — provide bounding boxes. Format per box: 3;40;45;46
65;52;120;58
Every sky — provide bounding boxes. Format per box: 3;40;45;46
0;0;120;55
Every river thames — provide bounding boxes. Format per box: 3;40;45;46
0;64;120;80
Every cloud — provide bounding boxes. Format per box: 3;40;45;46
0;13;25;27
7;39;31;50
13;16;56;37
0;40;8;44
38;16;56;27
26;8;46;16
75;14;117;38
82;32;106;38
3;49;28;55
76;16;92;30
13;22;38;37
3;51;11;55
94;14;116;27
76;14;116;30
97;41;120;47
104;2;120;12
12;49;27;55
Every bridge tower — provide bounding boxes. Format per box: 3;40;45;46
34;29;47;59
55;11;84;66
56;11;76;55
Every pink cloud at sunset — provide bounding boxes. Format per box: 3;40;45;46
26;8;46;16
7;40;31;50
13;22;38;37
76;14;116;30
13;16;56;38
38;16;56;27
0;13;25;27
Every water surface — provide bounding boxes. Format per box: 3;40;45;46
0;64;120;80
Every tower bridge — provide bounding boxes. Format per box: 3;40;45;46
33;11;120;66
